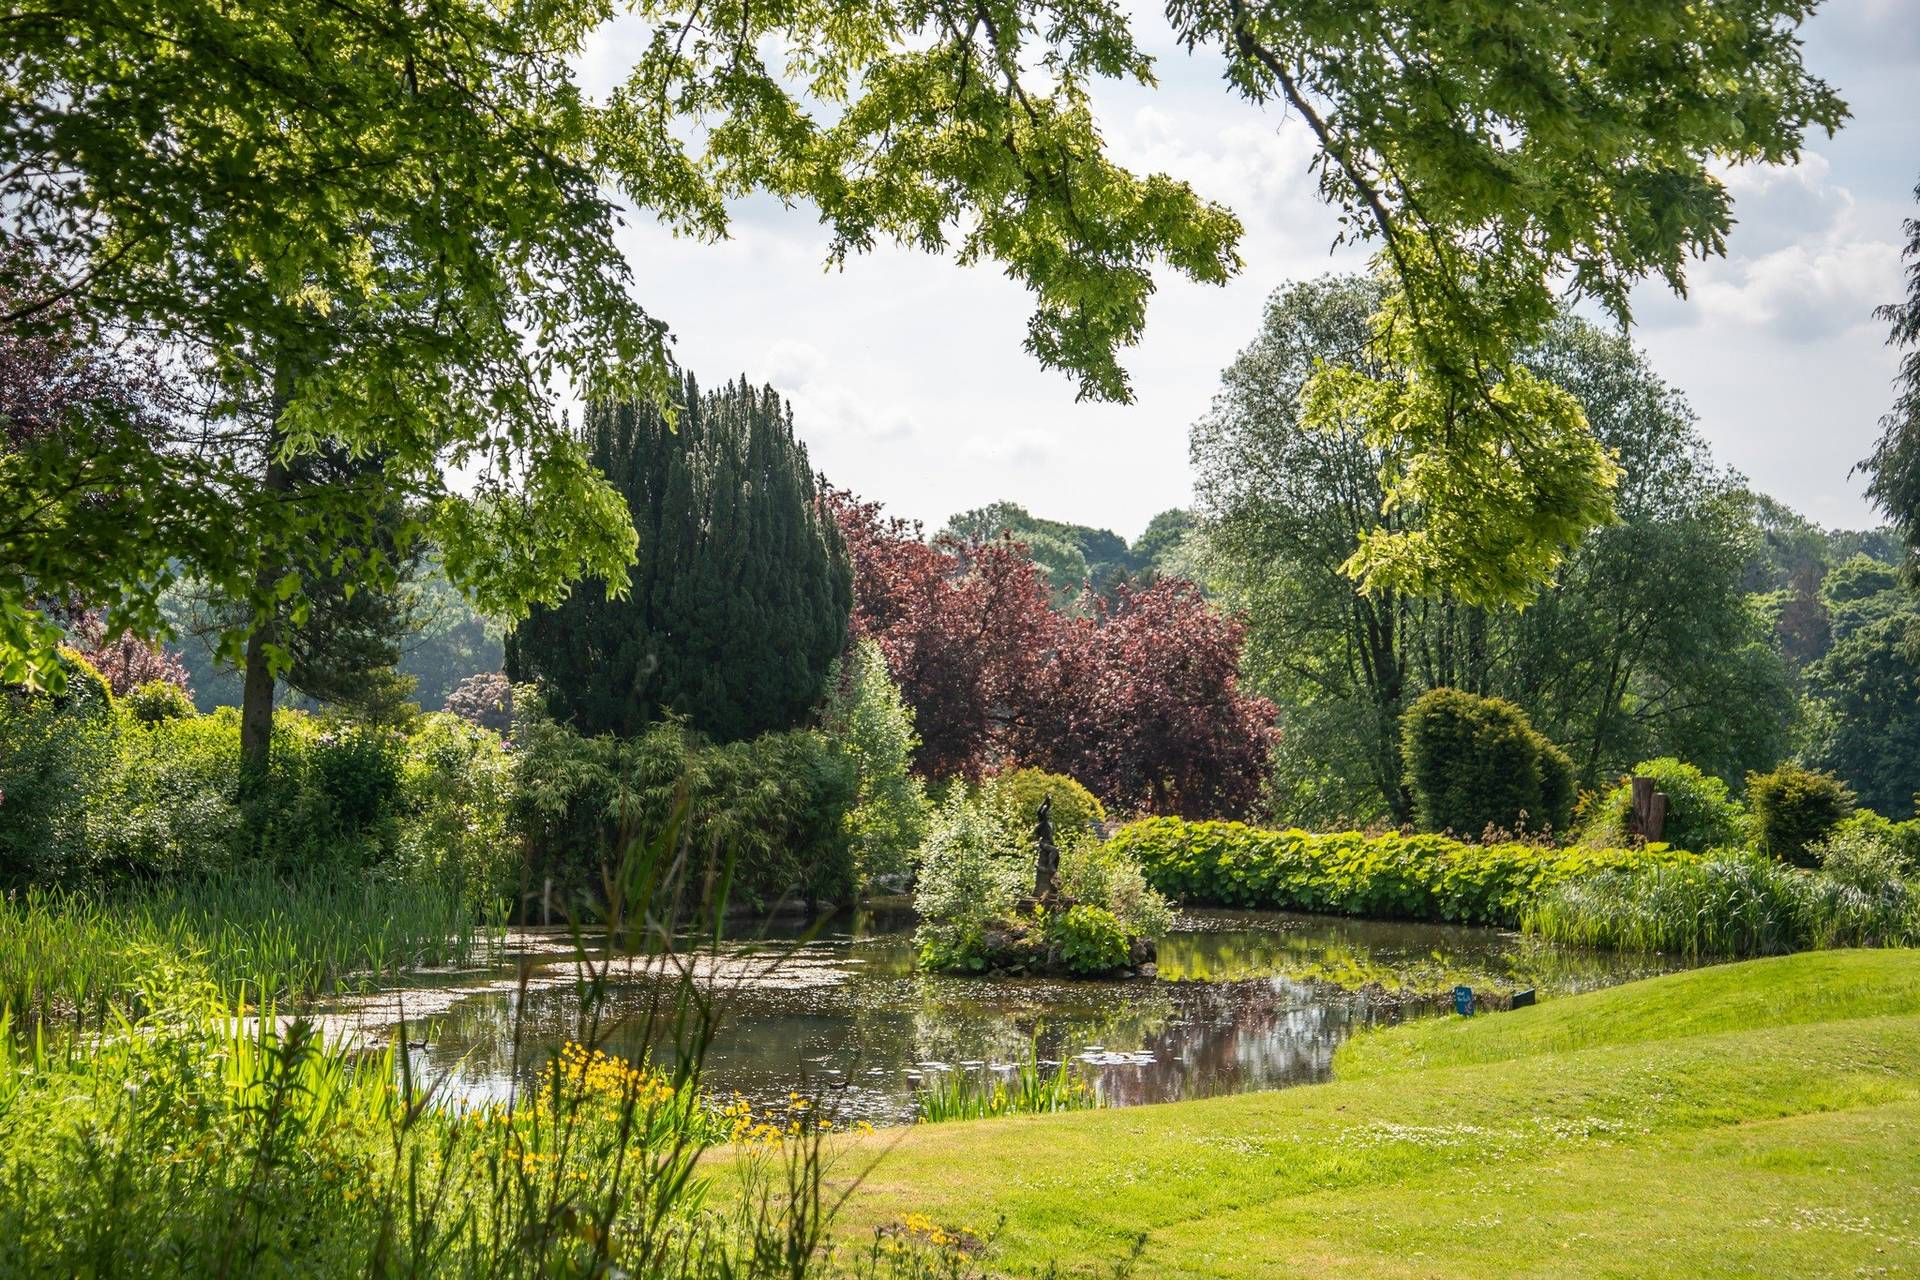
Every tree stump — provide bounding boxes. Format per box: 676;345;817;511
1629;776;1668;843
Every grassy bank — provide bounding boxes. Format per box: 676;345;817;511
818;949;1920;1278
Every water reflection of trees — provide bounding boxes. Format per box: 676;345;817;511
399;912;1695;1122
1160;910;1696;994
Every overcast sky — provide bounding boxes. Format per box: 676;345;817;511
581;0;1920;542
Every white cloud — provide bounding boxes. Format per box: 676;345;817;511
1637;153;1899;345
1693;237;1898;340
963;428;1060;467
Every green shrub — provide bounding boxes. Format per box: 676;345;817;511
314;726;407;840
821;639;928;888
0;688;515;904
1747;764;1855;866
911;791;1029;972
0;680;119;887
510;711;857;914
52;646;114;717
701;729;858;907
123;680;195;723
1400;688;1575;838
1046;904;1131;976
1826;810;1920;875
1816;825;1912;896
1109;816;1693;928
398;713;517;909
1586;757;1746;853
242;715;412;876
984;767;1107;849
90;713;244;882
1055;838;1173;938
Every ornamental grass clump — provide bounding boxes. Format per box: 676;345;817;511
913;1046;1097;1124
0;870;491;1030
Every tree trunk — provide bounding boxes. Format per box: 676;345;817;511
239;618;277;783
239;384;295;785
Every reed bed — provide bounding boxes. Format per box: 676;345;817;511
0;867;498;1030
1523;853;1920;957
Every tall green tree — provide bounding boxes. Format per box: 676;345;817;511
1740;496;1903;674
1300;257;1623;606
2;7;657;709
1803;556;1920;817
4;0;1846;699
1861;176;1920;581
1195;276;1795;825
942;503;1203;604
823;638;929;886
1130;510;1199;581
944;503;1094;604
505;374;852;743
942;502;1154;604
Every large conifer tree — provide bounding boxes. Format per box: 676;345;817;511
506;374;851;742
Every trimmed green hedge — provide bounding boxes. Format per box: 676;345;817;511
1108;817;1696;927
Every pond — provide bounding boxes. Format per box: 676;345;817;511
367;908;1696;1127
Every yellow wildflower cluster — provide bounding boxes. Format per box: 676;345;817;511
716;1090;878;1146
900;1213;959;1249
867;1212;984;1263
543;1042;679;1110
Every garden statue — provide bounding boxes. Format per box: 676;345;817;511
1033;794;1059;899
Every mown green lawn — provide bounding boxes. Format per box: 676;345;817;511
813;950;1920;1278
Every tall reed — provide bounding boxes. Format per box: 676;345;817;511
913;1047;1099;1124
1523;853;1919;957
0;865;497;1030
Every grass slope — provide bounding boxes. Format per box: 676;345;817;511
819;950;1920;1278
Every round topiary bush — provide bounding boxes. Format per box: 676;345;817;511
51;646;114;718
985;766;1107;846
1401;688;1575;839
1587;757;1745;853
1746;764;1855;867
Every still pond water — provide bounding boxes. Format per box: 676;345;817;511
381;908;1693;1126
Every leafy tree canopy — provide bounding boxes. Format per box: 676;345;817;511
943;501;1190;603
1302;263;1622;605
1803;556;1920;816
1196;275;1798;825
3;0;1846;686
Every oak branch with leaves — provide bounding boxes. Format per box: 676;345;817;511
3;0;1846;711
